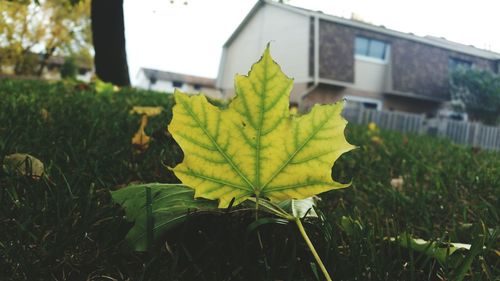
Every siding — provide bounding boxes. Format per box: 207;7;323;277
220;5;310;95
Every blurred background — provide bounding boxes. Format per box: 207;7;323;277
1;1;499;280
2;0;498;140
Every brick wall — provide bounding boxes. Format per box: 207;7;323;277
391;40;495;100
314;20;496;100
317;20;355;82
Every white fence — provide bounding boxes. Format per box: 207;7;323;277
343;107;500;151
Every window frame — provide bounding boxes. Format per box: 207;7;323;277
448;57;473;72
354;36;389;62
172;80;184;88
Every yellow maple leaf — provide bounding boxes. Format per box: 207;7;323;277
129;106;164;117
168;46;355;208
132;115;151;151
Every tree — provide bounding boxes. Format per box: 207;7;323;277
0;0;91;76
60;56;77;79
1;0;131;85
450;68;500;125
90;0;130;86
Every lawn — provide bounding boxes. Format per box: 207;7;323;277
0;78;498;280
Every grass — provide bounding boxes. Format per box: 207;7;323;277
0;78;498;280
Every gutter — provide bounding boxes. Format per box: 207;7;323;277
299;14;320;110
314;15;319;87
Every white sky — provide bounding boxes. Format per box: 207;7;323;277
124;0;500;84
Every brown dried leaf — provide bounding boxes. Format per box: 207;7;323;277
3;153;44;179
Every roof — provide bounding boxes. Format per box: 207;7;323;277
225;0;500;60
140;68;215;88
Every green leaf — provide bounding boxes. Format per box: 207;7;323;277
111;183;218;251
390;233;471;264
169;45;355;208
339;215;363;236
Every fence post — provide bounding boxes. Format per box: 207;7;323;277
472;123;480;148
419;114;425;135
357;107;364;124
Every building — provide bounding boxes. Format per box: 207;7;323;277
136;68;222;99
216;0;500;115
0;53;93;82
43;55;93;82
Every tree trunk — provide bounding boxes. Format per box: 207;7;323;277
36;47;55;77
91;0;130;86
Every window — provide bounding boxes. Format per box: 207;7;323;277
193;84;202;90
361;102;378;109
449;57;472;71
172;80;183;88
355;36;389;60
344;95;382;110
149;75;157;85
346;100;379;110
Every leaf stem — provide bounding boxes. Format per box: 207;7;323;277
255;196;270;277
295;218;332;281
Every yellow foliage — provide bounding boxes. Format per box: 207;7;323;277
368;122;378;132
370;135;383;145
130;106;164;117
0;0;91;75
169;46;355;208
132;115;151;152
